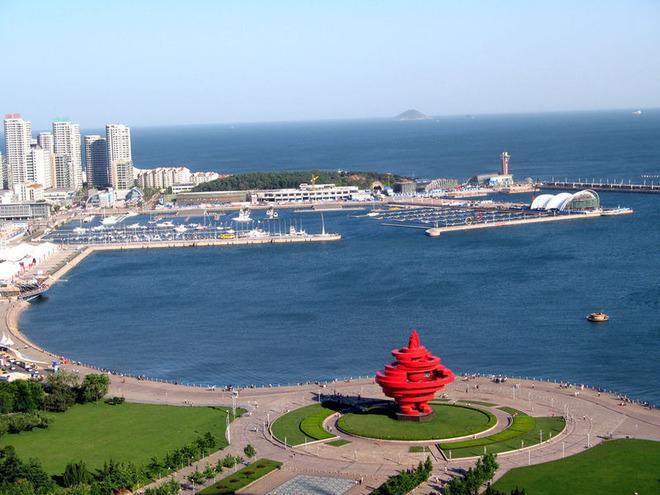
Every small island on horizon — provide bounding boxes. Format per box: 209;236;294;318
395;109;432;121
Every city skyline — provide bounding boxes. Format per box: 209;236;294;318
1;0;659;129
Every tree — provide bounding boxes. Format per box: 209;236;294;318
43;372;79;412
0;446;52;492
0;386;16;413
79;374;110;403
243;444;256;458
63;460;92;487
9;381;44;412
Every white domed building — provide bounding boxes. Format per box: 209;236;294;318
531;189;600;212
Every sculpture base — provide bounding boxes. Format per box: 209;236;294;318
395;410;436;422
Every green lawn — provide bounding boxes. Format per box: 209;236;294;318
497;406;528;417
409;446;433;453
327;439;351;447
493;439;660;495
337;404;496;441
0;402;232;474
271;404;336;446
440;416;565;458
199;459;282;495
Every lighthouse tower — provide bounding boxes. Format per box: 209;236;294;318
500;151;511;175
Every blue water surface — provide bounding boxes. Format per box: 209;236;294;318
21;110;660;403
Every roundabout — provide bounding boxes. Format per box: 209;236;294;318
336;403;497;441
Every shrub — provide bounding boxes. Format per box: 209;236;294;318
243;444;256;458
105;396;126;405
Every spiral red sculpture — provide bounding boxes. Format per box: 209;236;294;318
376;330;455;418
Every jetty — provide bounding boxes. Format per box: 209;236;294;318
537;179;660;194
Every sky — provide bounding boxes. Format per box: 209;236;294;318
1;0;659;129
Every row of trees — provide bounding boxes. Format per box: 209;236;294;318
191;170;406;192
0;373;110;415
371;457;433;495
185;453;245;487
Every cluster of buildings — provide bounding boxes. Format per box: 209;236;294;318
1;113;134;211
136;167;221;193
1;113;222;217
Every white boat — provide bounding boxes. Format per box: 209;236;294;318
73;227;88;234
245;228;267;238
82;215;95;223
91;225;105;231
233;208;252;222
266;207;279;219
156;221;175;228
289;225;306;236
126;223;141;229
125;212;138;218
102;215;119;225
632;110;642;116
174;225;188;233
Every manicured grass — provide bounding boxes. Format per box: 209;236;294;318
199;459;282;495
327;439;351;447
0;402;232;474
498;406;528;416
337;404;496;441
440;416;565;458
271;404;336;446
493;439;660;495
409;446;432;453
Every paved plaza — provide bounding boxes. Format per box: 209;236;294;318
267;475;357;495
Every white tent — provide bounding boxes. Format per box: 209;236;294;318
0;333;14;347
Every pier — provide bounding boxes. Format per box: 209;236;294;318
537;179;660;194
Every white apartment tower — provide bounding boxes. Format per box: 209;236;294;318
84;135;109;189
28;145;53;189
3;114;32;188
53;120;82;190
106;124;134;190
37;132;54;153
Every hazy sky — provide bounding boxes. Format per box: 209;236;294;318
1;0;659;129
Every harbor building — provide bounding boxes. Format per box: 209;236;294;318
84;135;109;188
530;189;600;211
393;180;417;194
52;120;82;190
106;124;134;190
255;183;359;203
0;202;50;220
3;114;32;188
175;190;250;205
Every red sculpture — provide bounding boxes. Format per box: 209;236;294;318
376;330;455;417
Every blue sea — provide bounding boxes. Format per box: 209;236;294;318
20;111;660;404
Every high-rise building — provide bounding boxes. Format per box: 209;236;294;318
54;154;74;189
3;114;32;188
28;145;53;189
37;132;54;153
84;135;109;189
53;120;82;190
106;124;134;190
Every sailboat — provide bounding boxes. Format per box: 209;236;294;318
233;208;252;222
